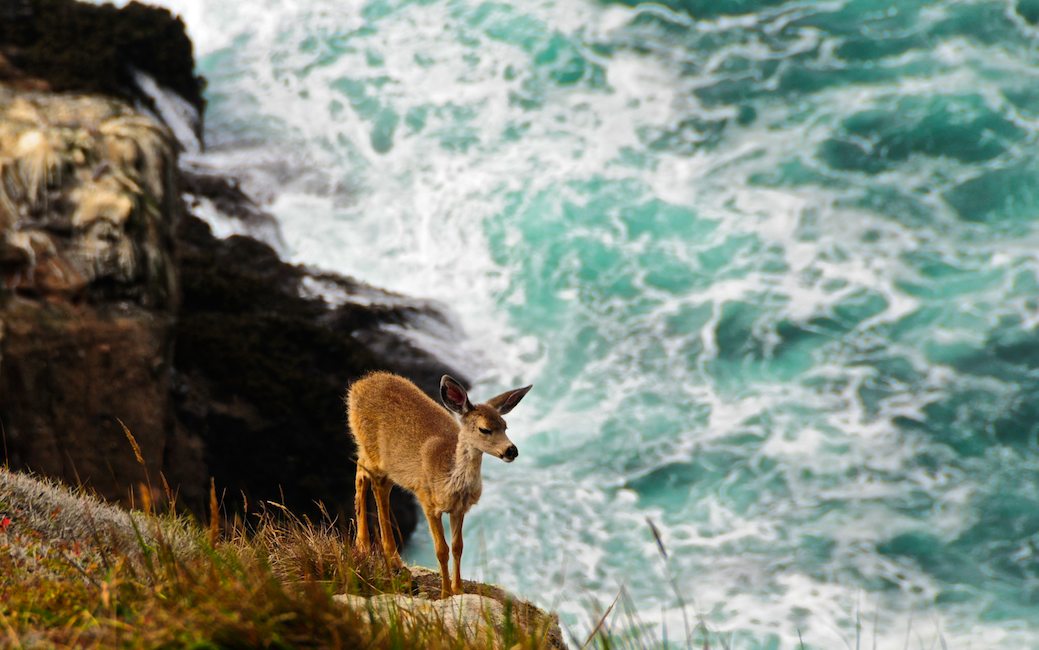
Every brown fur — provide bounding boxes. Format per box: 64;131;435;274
346;371;531;598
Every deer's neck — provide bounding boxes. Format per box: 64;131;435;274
444;436;483;509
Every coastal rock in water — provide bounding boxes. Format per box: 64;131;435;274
173;208;465;534
180;163;286;250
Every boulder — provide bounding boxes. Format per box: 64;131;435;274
334;566;565;648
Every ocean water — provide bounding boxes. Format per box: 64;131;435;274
129;0;1039;646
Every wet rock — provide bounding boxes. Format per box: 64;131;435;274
180;163;287;250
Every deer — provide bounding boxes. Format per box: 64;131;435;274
346;371;533;598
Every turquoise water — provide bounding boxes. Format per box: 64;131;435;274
146;0;1039;646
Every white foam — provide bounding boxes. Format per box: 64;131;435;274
132;69;202;153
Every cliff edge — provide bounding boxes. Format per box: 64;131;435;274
0;466;565;648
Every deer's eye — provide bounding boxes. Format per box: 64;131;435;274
479;427;492;435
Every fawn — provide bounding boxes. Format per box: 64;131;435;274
347;371;532;598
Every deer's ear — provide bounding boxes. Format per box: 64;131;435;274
440;375;473;415
487;384;533;415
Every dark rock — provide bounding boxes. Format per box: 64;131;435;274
0;297;175;506
0;0;205;123
0;89;185;509
180;163;286;250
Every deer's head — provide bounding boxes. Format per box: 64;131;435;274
440;375;532;463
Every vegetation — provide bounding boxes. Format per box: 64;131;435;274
0;430;742;650
0;462;560;649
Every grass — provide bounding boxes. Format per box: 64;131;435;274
0;463;561;649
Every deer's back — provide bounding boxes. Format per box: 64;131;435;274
347;372;456;482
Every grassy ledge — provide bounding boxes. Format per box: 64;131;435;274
0;466;563;649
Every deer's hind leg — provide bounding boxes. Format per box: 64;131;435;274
353;464;372;552
372;475;403;569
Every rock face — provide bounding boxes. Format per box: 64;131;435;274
0;1;468;546
0;0;205;119
0;88;181;505
0;90;178;304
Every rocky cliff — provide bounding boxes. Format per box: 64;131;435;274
0;0;204;120
0;88;181;505
0;0;467;546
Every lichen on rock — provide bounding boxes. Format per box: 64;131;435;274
0;89;177;305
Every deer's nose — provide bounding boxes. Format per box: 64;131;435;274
503;445;518;462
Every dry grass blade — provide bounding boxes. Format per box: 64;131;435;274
138;481;152;515
581;590;621;649
117;418;145;467
159;473;175;508
645;517;696;647
208;477;220;546
0;609;23;648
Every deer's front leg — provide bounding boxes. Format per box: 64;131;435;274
449;511;466;595
422;505;451;598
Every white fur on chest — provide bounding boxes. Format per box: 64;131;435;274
434;444;483;514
